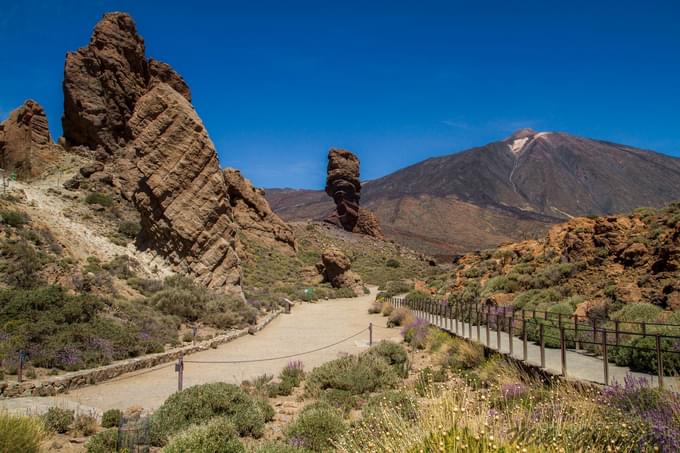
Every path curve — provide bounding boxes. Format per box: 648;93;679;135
1;288;400;416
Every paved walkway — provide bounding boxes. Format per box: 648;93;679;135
410;305;679;391
1;288;400;416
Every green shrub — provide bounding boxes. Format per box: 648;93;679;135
319;388;358;416
367;341;409;377
513;289;560;310
385;259;401;268
1;239;43;288
254;441;314;453
610;303;663;325
482;275;519;296
363;390;418;421
101;409;123;428
164;418;245;453
280;361;305;388
0;413;46;453
85;192;113;207
73;413;97;436
149;382;268;445
148;275;256;328
531;263;576;288
42;407;74;433
85;428;118;453
404;289;430;302
381;280;413;298
305;353;399;397
0;210;29;227
117;221;141;239
286;402;347;452
612;336;680;375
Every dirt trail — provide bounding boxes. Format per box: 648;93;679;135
0;287;400;416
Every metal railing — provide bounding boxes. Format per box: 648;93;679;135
391;297;680;388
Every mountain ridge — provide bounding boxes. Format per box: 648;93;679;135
266;130;680;256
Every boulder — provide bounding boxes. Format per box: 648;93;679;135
118;83;242;294
79;162;105;178
0;100;59;178
223;168;296;252
324;148;384;239
319;247;364;295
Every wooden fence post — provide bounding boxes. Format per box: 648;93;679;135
486;307;491;347
560;326;567;377
369;322;373;346
522;318;528;361
656;334;664;389
602;330;609;386
176;353;184;392
497;312;502;351
508;315;514;355
539;323;545;368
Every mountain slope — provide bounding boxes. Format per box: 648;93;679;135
267;129;680;256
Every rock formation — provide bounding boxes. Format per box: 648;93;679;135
318;247;364;296
117;83;242;293
0;100;59;178
324;148;384;240
223;168;296;252
60;12;297;294
62;12;190;156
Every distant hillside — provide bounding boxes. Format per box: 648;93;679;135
267;129;680;257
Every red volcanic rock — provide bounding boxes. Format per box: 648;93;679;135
324;148;384;239
223;168;296;252
117;83;242;294
0;100;59;179
62;12;189;155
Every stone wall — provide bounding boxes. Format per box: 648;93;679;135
0;309;283;398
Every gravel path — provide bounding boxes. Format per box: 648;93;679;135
0;288;399;416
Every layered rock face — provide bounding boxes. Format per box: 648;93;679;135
223;168;296;252
118;83;242;293
62;12;190;156
0;100;59;178
62;12;297;294
324;148;384;239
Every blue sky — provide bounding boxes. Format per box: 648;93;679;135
2;1;680;189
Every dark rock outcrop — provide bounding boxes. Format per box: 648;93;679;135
0;100;59;178
62;12;190;155
324;148;384;239
117;83;242;294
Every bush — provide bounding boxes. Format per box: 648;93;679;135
85;428;118;453
367;341;409;377
1;239;43;288
0;209;29;227
280;360;304;387
118;221;141;239
149;382;269;445
387;307;412;327
254;441;314;452
101;409;123;428
0;413;46;453
286;402;347;452
85;192;113;207
381;301;394;316
305;353;399;397
319;388;358;415
74;413;98;436
381;280;413;298
404;289;430;302
42;407;74;433
164;418;245;453
368;300;382;314
385;259;401;268
363;390;417;421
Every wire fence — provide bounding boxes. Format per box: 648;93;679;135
391;297;680;388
